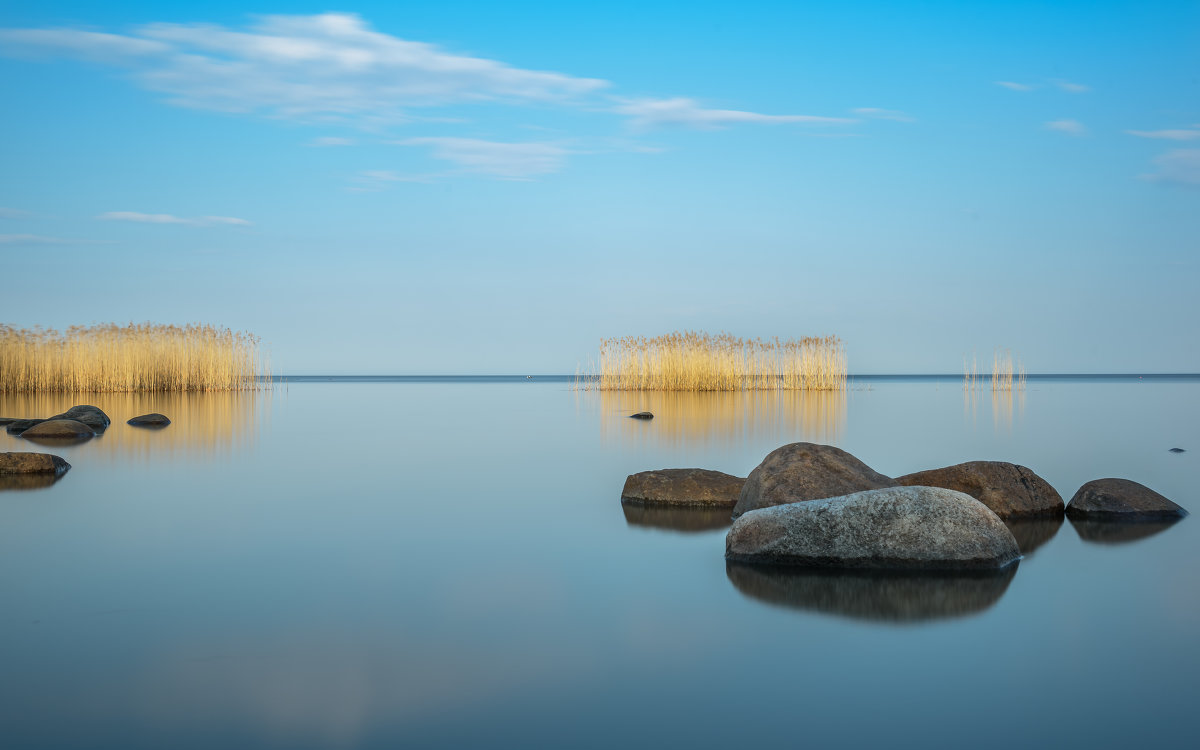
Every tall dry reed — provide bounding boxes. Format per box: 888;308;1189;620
0;323;267;392
581;331;846;391
963;349;1025;392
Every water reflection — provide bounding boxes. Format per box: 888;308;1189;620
594;390;845;448
0;472;65;491
1069;517;1184;545
1005;516;1064;557
621;501;733;533
0;391;262;460
726;562;1018;623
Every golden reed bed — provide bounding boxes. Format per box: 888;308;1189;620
0;323;267;392
580;332;846;391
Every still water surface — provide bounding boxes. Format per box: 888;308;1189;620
1;376;1197;749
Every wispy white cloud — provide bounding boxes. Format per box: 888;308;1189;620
1052;79;1090;93
852;107;914;122
397;137;569;179
0;207;33;219
97;211;251;226
309;136;356;147
1141;149;1200;187
614;97;854;130
1045;119;1086;136
0;13;608;124
996;81;1035;92
1127;129;1200;141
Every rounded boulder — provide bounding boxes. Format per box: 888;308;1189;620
1066;478;1187;520
127;413;171;427
895;460;1063;518
732;442;894;519
621;468;745;507
19;419;95;441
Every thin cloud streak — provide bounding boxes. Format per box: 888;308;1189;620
996;81;1034;91
397;137;569;178
97;211;251;226
1045;119;1086;136
615;97;854;130
1142;149;1200;186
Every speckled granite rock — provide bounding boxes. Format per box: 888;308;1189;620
726;486;1020;570
0;452;71;476
1066;478;1187;520
621;468;744;507
895;461;1063;518
732;442;894;519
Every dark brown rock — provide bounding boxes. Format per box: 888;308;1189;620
19;419;95;441
629;412;654;420
127;413;171;427
1066;478;1187;520
48;405;110;432
726;486;1021;570
732;442;894;518
621;468;744;507
895;461;1063;518
6;419;46;435
0;452;71;476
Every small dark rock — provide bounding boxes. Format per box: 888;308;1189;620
1168;448;1185;453
6;419;46;435
622;468;745;507
629;412;654;420
127;413;171;427
1066;478;1187;520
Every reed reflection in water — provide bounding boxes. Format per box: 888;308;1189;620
726;562;1018;623
0;391;263;461
595;389;845;448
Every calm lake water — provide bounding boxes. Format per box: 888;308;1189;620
2;376;1197;749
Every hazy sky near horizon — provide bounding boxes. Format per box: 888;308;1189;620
1;1;1197;374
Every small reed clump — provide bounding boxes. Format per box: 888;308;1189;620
963;349;1026;392
584;331;846;391
0;323;267;392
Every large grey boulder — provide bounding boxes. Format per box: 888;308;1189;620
726;486;1020;570
0;452;71;476
1066;478;1187;520
895;461;1063;518
19;419;95;441
621;468;745;507
732;442;894;518
49;405;110;432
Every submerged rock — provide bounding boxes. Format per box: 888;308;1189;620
621;502;734;533
0;452;71;476
48;405;110;432
19;419;95;442
127;413;171;427
1066;478;1187;520
621;468;744;507
726;486;1020;570
726;562;1017;623
895;460;1063;518
732;442;894;518
1168;448;1185;453
629;412;654;420
6;419;45;435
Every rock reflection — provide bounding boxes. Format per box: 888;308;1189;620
1069;517;1184;545
1005;516;1064;557
621;501;733;533
726;562;1018;623
594;390;845;448
0;391;262;460
0;473;64;491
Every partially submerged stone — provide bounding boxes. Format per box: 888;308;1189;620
1066;478;1187;520
621;468;744;507
895;460;1063;518
19;419;95;441
0;452;71;476
732;442;894;519
127;413;171;427
726;485;1021;570
629;412;654;420
48;405;110;432
6;419;45;436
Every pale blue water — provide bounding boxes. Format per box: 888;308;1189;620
1;376;1197;749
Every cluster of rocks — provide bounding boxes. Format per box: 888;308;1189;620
621;442;1187;570
2;405;172;491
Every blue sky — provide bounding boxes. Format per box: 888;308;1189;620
1;1;1197;374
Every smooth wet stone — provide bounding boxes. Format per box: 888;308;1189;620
726;562;1017;623
895;460;1064;518
127;413;171;427
629;412;654;420
48;405;110;432
732;442;894;519
19;419;95;440
621;502;734;533
621;468;745;507
0;452;71;476
6;419;45;435
1066;478;1187;520
726;486;1021;570
1168;448;1185;453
